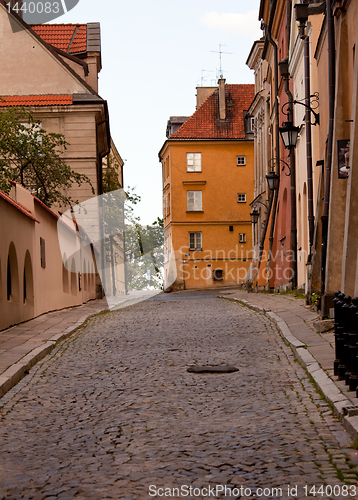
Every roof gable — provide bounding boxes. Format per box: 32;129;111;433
0;3;95;96
170;84;255;140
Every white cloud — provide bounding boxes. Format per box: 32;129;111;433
201;10;261;38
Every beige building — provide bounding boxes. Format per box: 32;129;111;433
1;183;97;331
0;4;126;328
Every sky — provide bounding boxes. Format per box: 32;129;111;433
57;0;262;224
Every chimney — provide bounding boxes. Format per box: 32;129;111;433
218;78;226;120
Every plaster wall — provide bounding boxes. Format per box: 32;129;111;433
162;140;254;289
0;5;89;96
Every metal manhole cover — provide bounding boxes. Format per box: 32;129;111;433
187;365;239;374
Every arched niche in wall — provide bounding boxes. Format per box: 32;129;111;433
23;250;34;305
83;258;87;291
7;242;19;303
303;183;308;258
62;253;69;294
70;258;77;296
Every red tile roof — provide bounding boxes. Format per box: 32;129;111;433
0;95;73;106
0;190;40;223
30;24;87;54
170;84;255;140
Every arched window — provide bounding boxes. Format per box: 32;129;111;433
7;242;19;302
23;250;34;305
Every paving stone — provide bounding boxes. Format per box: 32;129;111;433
0;291;358;499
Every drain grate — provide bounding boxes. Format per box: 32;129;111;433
187;365;239;374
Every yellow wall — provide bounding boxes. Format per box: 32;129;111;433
162;140;254;289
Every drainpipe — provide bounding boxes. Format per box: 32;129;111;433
265;28;280;286
299;25;315;261
254;0;279;287
279;57;298;289
321;0;335;305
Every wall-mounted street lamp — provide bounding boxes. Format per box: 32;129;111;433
250;208;259;225
266;169;280;191
279;121;300;150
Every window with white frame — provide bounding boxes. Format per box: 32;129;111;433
187;190;202;211
186;153;202;172
189;232;202;251
239;233;246;243
237;156;246;166
237;193;246;203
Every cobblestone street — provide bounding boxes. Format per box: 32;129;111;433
1;290;358;500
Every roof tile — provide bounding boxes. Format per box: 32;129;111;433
0;95;73;107
30;24;88;54
170;84;255;140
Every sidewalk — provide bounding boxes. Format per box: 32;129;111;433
219;289;358;439
0;290;161;399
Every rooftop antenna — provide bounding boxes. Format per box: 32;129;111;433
211;44;232;79
200;69;215;86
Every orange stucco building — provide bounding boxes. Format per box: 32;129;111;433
159;81;255;290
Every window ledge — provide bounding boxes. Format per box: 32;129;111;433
186;210;204;213
183;180;206;185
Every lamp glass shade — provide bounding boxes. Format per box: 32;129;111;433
279;121;300;149
266;172;280;191
250;209;259;225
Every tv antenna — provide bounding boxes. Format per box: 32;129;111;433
211;44;232;79
200;69;215;86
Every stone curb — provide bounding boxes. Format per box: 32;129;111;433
222;295;358;440
0;307;106;399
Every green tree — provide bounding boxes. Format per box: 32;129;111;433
102;152;122;193
124;187;164;290
0;106;93;207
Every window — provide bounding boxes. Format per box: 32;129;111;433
213;269;223;281
229;225;234;232
237;156;246;166
239;233;246;243
187;153;201;172
163;192;170;218
189;232;202;251
40;237;46;268
237;193;246;203
187;191;202;211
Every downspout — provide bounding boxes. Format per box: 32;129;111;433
280;58;298;289
299;24;315;260
265;28;280;285
321;0;335;304
254;0;279;285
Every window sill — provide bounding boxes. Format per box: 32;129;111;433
186;210;204;213
189;248;202;252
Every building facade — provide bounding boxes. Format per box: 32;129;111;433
159;81;255;291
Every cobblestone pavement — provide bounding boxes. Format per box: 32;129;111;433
1;290;358;500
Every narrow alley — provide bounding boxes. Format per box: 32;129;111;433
0;291;357;500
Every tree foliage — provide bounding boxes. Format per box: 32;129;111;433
0;106;93;207
124;187;164;290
